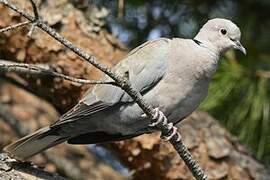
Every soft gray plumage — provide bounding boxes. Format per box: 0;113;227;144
4;18;246;161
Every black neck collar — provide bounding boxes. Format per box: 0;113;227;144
192;39;202;45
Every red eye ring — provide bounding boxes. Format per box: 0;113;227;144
221;28;227;35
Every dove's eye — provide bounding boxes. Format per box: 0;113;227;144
220;28;227;35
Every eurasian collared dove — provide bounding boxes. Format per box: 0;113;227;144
4;18;246;161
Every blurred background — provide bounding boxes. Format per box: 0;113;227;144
0;0;269;179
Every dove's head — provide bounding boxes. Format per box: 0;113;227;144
195;18;246;55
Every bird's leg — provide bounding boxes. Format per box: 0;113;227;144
142;108;180;141
148;108;164;127
161;124;180;141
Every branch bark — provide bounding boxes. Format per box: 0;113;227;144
0;60;117;86
0;153;67;180
0;21;30;33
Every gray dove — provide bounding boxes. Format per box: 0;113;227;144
4;18;246;161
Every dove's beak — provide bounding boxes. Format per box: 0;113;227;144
232;40;246;55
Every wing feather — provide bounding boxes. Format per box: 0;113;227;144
86;38;170;103
52;38;170;127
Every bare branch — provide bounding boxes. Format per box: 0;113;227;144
0;60;117;86
27;21;37;37
0;21;30;33
0;1;207;179
28;0;39;19
0;153;67;180
26;0;39;37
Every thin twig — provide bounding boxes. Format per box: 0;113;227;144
0;1;207;179
0;60;117;86
27;21;37;37
27;0;39;37
0;21;30;33
28;0;39;19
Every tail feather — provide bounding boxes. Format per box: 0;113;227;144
4;126;68;161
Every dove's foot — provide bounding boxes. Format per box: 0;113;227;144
142;108;180;141
148;108;168;127
141;108;166;127
160;123;181;141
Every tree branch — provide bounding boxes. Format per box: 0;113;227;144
0;60;117;86
28;0;39;19
26;0;39;37
0;153;67;180
0;1;207;179
0;21;30;33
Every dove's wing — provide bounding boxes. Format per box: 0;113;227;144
85;37;170;104
52;38;170;126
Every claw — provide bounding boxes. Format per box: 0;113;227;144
175;133;181;142
149;108;166;127
152;108;160;120
144;108;181;142
141;113;147;118
141;108;158;119
161;124;178;141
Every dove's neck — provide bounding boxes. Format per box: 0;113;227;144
194;32;221;57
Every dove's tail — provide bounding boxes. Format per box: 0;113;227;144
4;126;69;161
